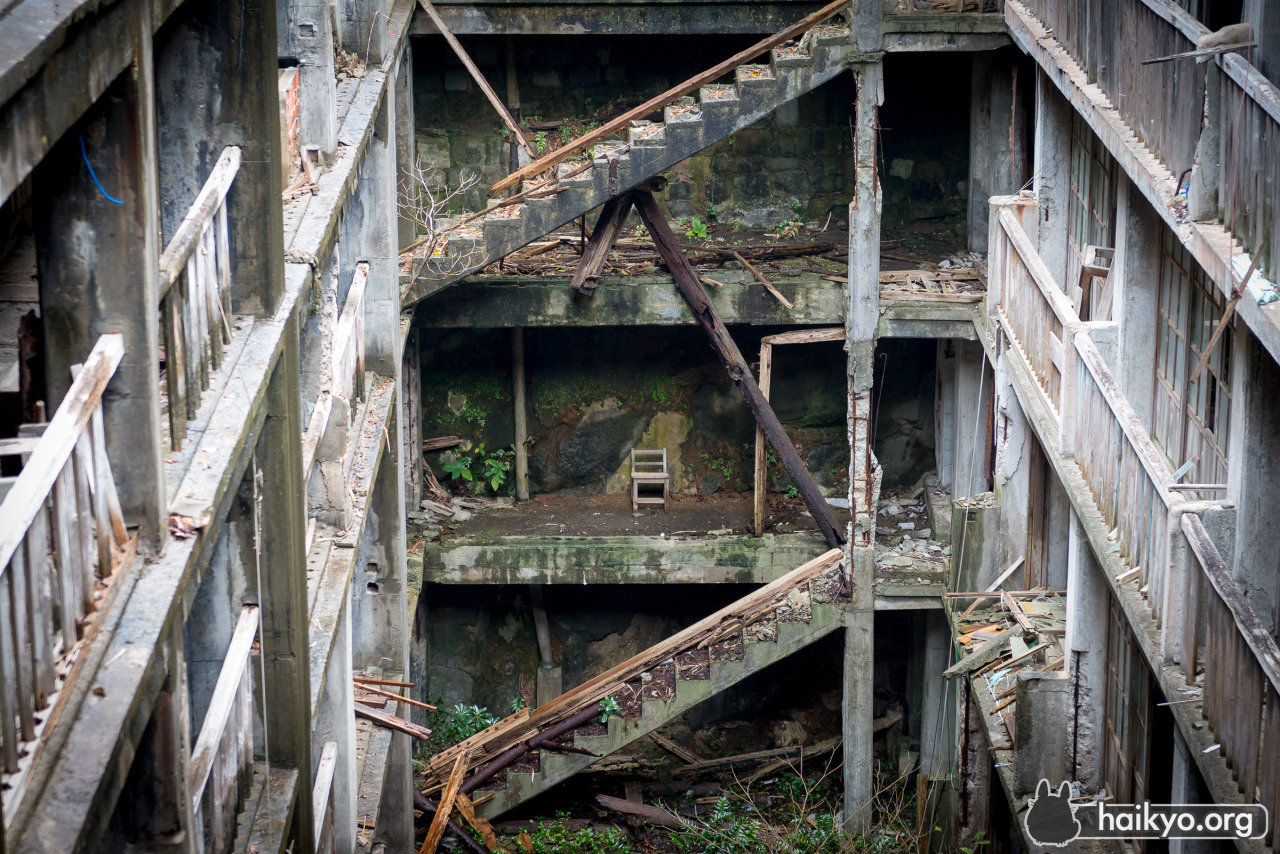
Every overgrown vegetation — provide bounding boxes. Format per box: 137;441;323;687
442;442;515;495
526;815;630;854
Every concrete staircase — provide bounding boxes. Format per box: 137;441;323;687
474;559;847;819
401;25;851;309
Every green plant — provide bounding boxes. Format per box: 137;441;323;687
510;695;528;713
791;198;803;214
785;485;799;499
685;216;709;239
442;703;497;744
701;452;734;480
775;219;803;240
706;204;720;220
960;831;991;854
632;224;649;240
533;131;549;154
528;816;629;854
442;443;515;495
598;695;622;723
498;128;511;141
442;453;474;484
730;220;743;233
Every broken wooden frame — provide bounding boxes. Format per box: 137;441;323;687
488;0;852;197
159;146;240;451
419;549;844;791
630;191;844;548
752;327;845;537
0;334;128;775
313;740;339;854
571;193;635;294
189;604;259;848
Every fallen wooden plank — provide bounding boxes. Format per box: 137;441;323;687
958;557;1025;620
674;736;840;777
355;703;433;742
355;682;438;712
452;792;502;851
488;0;852;196
944;631;1014;679
421;750;470;854
732;251;793;308
595;794;686;829
649;732;702;766
422;436;462;453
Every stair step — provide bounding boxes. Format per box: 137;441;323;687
640;661;676;701
675;648;711;680
744;614;779;644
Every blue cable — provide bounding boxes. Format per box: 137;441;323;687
78;134;124;205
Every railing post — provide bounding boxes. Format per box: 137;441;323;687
1058;332;1078;457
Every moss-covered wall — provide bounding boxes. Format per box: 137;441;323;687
419;325;849;499
411;33;856;224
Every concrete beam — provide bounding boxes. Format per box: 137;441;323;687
410;3;829;35
413;273;846;327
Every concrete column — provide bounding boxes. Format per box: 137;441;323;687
394;41;417;250
279;0;338;162
154;0;287;315
1033;67;1073;286
843;57;883;834
1227;332;1280;635
952;340;990;503
1189;63;1222;223
968;49;1030;253
338;0;387;62
1169;727;1213;854
1063;510;1107;788
316;598;357;854
34;12;166;544
957;679;993;848
529;585;562;706
402;328;423;510
936;342;957;487
352;403;413;852
256;319;314;846
919;609;953;776
512;327;530;501
341;96;400;378
1112;175;1162;426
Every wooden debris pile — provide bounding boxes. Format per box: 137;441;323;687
946;569;1067;749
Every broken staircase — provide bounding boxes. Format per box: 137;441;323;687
401;11;852;309
418;549;849;820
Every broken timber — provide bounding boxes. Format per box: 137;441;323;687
632;190;844;549
571;193;635;294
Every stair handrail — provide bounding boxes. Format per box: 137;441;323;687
487;0;851;198
421;548;844;787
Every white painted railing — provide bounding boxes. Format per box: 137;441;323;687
190;604;258;854
312;741;338;854
990;205;1084;437
1072;334;1178;625
0;334;127;782
158;146;241;451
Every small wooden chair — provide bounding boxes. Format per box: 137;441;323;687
630;449;670;511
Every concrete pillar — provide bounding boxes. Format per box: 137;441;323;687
1189;63;1222;223
951;340;990;503
1112;175;1162;425
529;586;562;706
1063;510;1107;788
919;609;953;776
1227;331;1280;635
957;679;993;848
394;41;417;250
1169;727;1213;854
843;57;883;834
316;598;357;854
513;328;530;501
34;12;166;545
256;319;314;847
935;342;957;487
968;49;1031;253
154;0;287;315
279;0;338;162
1032;67;1073;286
341;96;400;378
402;328;423;510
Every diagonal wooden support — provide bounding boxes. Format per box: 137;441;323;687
631;191;845;549
571;193;634;295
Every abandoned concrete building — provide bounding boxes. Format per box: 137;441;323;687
2;0;1280;851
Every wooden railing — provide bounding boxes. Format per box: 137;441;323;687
333;262;368;406
312;741;338;854
1016;0;1280;282
190;604;258;854
1180;513;1280;846
990;206;1084;431
158;146;241;451
0;334;127;778
1072;334;1179;625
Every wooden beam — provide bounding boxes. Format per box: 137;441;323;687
488;0;852;197
732;250;793;308
416;0;537;160
595;795;686;829
421;750;469;854
355;703;434;741
632;191;844;549
570;194;634;294
753;341;772;537
957;556;1025;621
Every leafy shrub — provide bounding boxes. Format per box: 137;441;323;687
528;815;630;854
